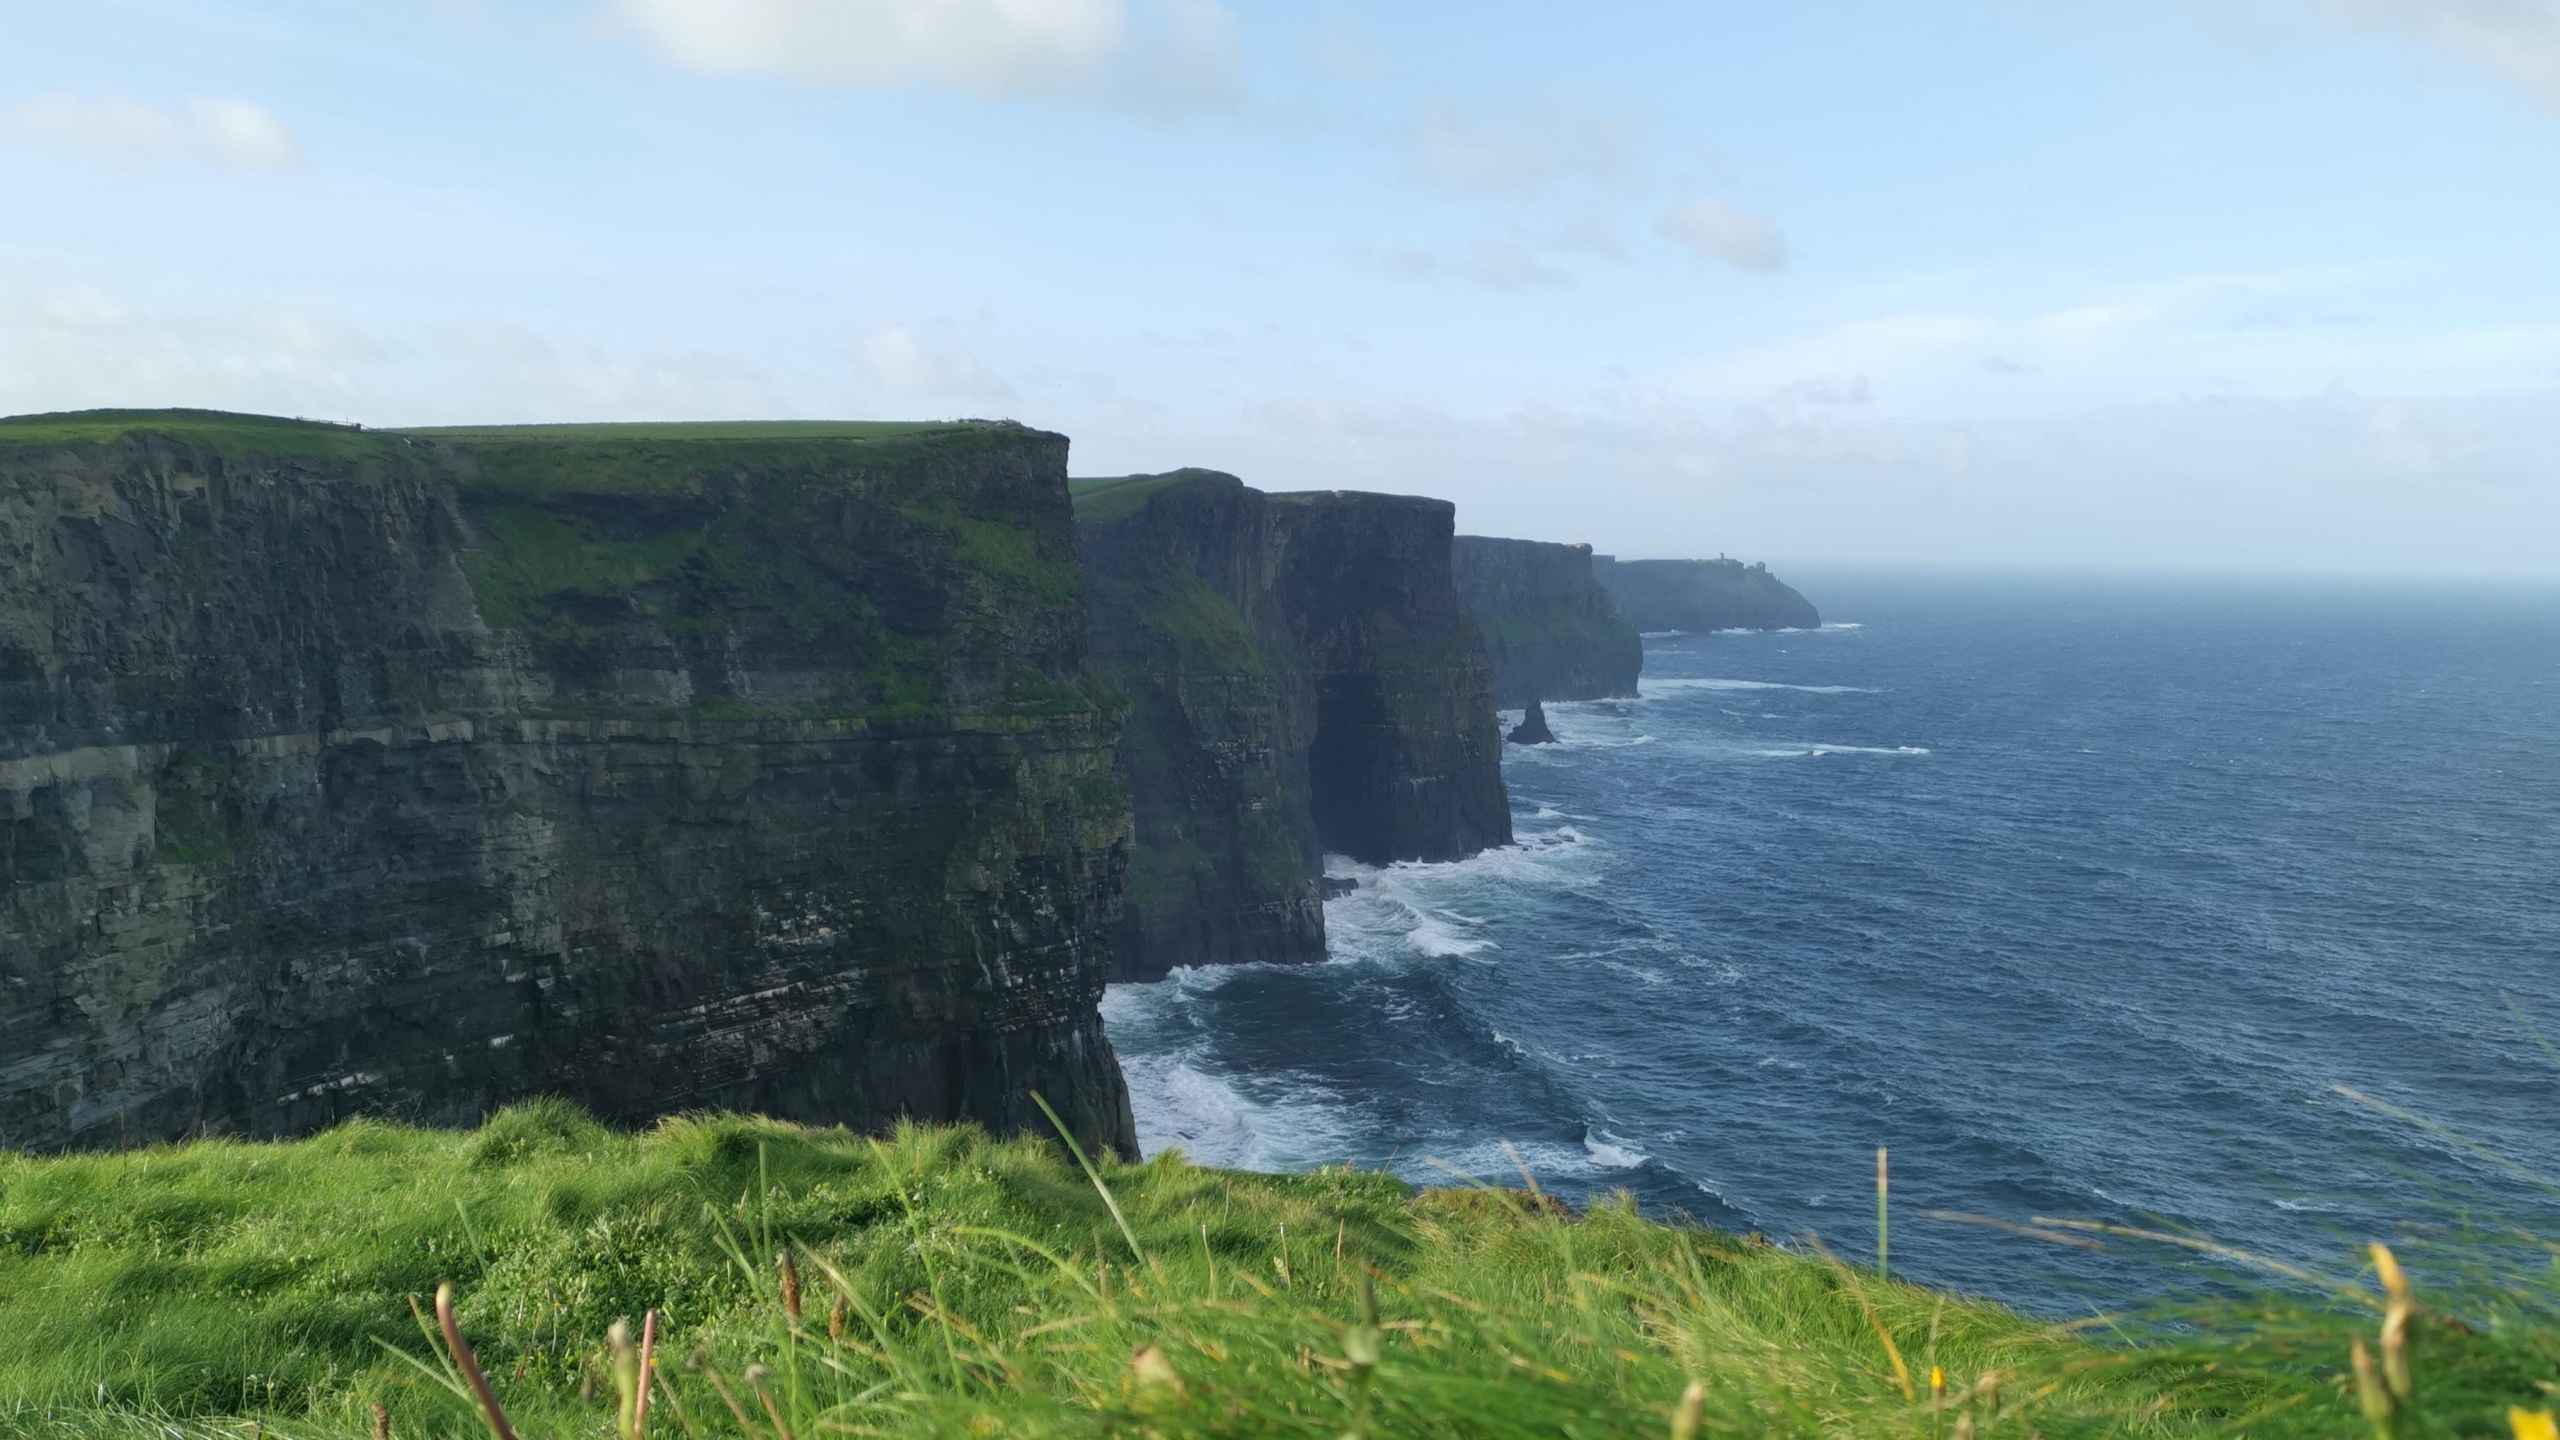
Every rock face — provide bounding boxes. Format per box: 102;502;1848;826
0;410;1138;1158
1074;472;1511;984
1072;472;1324;983
1451;536;1642;707
1593;556;1819;633
1271;491;1514;867
1507;699;1557;746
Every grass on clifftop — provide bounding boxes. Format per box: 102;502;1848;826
4;1104;2556;1440
0;409;405;463
1069;469;1238;524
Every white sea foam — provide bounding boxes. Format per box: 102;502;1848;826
1424;1136;1615;1186
1643;677;1877;696
1105;1006;1368;1171
1639;630;1685;639
1318;825;1598;974
1583;1128;1650;1169
1748;743;1931;758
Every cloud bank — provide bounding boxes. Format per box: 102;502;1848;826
1;93;301;169
2297;0;2560;112
1655;195;1788;272
609;0;1238;112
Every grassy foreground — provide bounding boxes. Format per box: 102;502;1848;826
0;1103;2551;1440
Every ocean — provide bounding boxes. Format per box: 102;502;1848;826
1100;571;2560;1308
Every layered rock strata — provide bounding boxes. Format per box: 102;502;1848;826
1451;536;1642;707
1593;555;1820;633
1073;472;1510;984
0;411;1137;1157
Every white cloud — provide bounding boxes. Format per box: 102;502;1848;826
859;323;1016;398
1778;375;1872;406
1372;241;1569;291
0;283;381;418
608;0;1236;111
1409;104;1642;193
2293;0;2560;111
1654;195;1787;272
1665;266;2560;417
0;93;301;169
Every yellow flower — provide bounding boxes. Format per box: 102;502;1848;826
1930;1365;1946;1396
2510;1406;2558;1440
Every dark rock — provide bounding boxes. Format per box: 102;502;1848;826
1592;555;1819;633
0;411;1138;1159
1271;490;1513;867
1072;473;1511;983
1072;471;1325;984
1508;698;1557;745
1452;536;1642;707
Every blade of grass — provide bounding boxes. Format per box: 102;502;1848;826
1030;1091;1146;1263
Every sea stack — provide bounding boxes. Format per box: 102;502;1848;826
1508;698;1558;745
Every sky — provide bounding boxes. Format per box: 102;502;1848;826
4;0;2558;577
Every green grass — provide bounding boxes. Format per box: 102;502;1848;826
0;409;407;464
1069;469;1237;523
399;422;973;443
3;1105;2553;1440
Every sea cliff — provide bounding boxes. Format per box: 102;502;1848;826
1074;472;1510;983
1593;555;1819;632
1452;535;1643;707
0;410;1137;1157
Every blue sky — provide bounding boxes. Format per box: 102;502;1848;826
5;0;2558;576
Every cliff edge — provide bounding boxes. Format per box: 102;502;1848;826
1593;555;1819;633
1074;472;1510;984
1452;535;1643;707
0;410;1137;1157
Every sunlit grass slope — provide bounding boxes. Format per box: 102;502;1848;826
0;1103;2552;1439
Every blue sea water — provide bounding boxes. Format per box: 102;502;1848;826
1101;572;2560;1307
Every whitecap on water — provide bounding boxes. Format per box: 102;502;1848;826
1111;1045;1368;1171
1584;1128;1650;1169
1642;677;1878;696
1747;743;1932;758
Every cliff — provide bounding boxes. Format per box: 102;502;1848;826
1073;472;1510;983
1268;491;1512;865
1593;555;1820;632
1071;471;1325;981
0;410;1137;1158
1451;535;1643;707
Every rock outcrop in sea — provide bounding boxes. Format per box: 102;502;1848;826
1074;471;1511;983
0;411;1138;1158
1451;536;1643;707
1507;699;1557;746
1594;555;1819;632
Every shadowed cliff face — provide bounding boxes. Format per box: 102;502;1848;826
1452;536;1643;708
0;411;1137;1158
1072;472;1326;984
1271;493;1511;866
1073;474;1510;983
1593;556;1820;633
